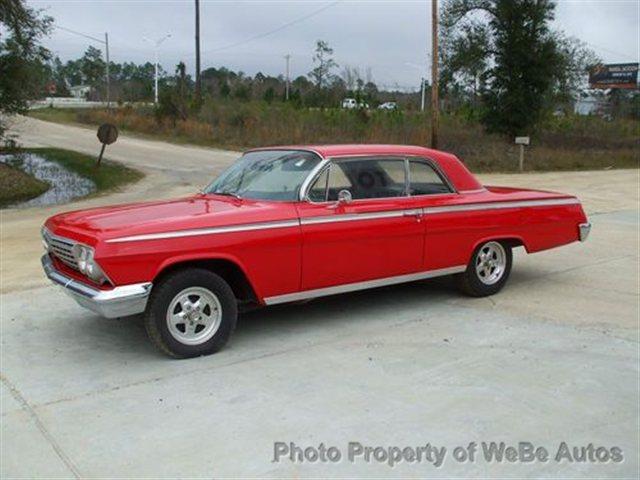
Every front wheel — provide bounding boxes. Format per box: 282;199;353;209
456;241;512;297
144;268;238;358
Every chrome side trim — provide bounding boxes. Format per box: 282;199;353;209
263;265;466;305
423;198;580;215
579;222;591;242
105;198;581;242
301;209;411;226
299;198;579;226
42;255;152;318
459;188;487;194
106;219;300;243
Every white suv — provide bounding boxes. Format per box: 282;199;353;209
378;101;398;110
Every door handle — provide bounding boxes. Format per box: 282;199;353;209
403;209;423;220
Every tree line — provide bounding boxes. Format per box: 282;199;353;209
2;0;637;146
42;40;406;110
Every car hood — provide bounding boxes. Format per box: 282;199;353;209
46;195;297;243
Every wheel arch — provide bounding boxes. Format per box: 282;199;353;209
152;255;260;306
469;235;528;258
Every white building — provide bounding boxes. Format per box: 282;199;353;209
68;85;91;99
574;89;610;116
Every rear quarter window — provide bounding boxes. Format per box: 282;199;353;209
409;160;452;195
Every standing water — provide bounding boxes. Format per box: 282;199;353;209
0;153;96;208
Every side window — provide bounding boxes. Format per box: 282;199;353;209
332;158;406;200
307;165;352;202
409;160;451;195
327;164;351;200
307;168;329;202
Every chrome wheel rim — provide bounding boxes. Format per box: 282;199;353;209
475;242;506;285
166;287;222;345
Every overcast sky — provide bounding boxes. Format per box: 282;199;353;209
29;0;640;90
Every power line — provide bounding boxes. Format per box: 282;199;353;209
583;41;638;62
55;25;105;45
201;1;340;55
54;24;111;107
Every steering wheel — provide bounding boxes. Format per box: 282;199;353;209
357;171;376;190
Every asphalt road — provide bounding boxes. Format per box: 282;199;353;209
1;116;638;478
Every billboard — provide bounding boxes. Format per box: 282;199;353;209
588;63;639;89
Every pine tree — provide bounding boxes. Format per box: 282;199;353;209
442;0;561;136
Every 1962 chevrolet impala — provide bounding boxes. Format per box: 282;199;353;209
42;145;591;358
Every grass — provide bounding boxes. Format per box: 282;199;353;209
26;147;144;193
29;107;80;125
0;147;144;208
30;103;640;173
0;163;49;207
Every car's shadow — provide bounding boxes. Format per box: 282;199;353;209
92;276;457;360
239;276;455;331
72;267;542;361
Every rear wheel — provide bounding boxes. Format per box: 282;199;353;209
456;241;512;297
145;268;237;358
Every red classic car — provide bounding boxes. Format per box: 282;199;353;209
42;145;591;358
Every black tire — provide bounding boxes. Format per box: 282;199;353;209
144;268;238;358
456;240;512;297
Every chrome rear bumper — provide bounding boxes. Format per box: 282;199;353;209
41;255;152;318
579;222;591;242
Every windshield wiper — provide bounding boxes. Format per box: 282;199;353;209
213;190;242;200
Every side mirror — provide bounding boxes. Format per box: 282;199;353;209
337;189;352;204
327;189;353;209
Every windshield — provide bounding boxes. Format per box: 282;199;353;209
204;150;321;201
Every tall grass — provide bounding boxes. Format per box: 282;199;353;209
31;101;639;172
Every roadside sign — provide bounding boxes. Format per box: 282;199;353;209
97;123;118;145
515;136;530;172
96;123;118;167
589;63;639;89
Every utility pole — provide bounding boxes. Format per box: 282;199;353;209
194;0;202;105
54;26;112;107
405;62;428;111
430;0;439;149
145;34;171;105
105;32;110;108
284;54;291;101
154;47;159;105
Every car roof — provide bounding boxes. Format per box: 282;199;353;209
248;144;445;159
246;144;483;192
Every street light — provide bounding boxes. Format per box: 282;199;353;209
144;33;171;105
405;61;429;112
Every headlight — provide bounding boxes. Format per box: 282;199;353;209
41;226;50;252
72;244;107;283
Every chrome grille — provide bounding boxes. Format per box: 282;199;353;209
43;228;78;270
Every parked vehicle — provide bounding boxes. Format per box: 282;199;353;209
342;98;357;109
341;98;369;109
378;101;398;110
42;145;591;358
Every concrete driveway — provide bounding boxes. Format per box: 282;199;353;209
1;117;638;478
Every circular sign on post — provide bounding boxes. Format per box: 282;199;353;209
96;123;118;167
97;123;118;145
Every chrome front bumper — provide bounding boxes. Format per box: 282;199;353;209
41;255;152;318
579;222;592;242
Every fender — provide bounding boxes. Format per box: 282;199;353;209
469;234;529;259
152;252;263;299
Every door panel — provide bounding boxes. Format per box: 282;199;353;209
296;198;426;290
